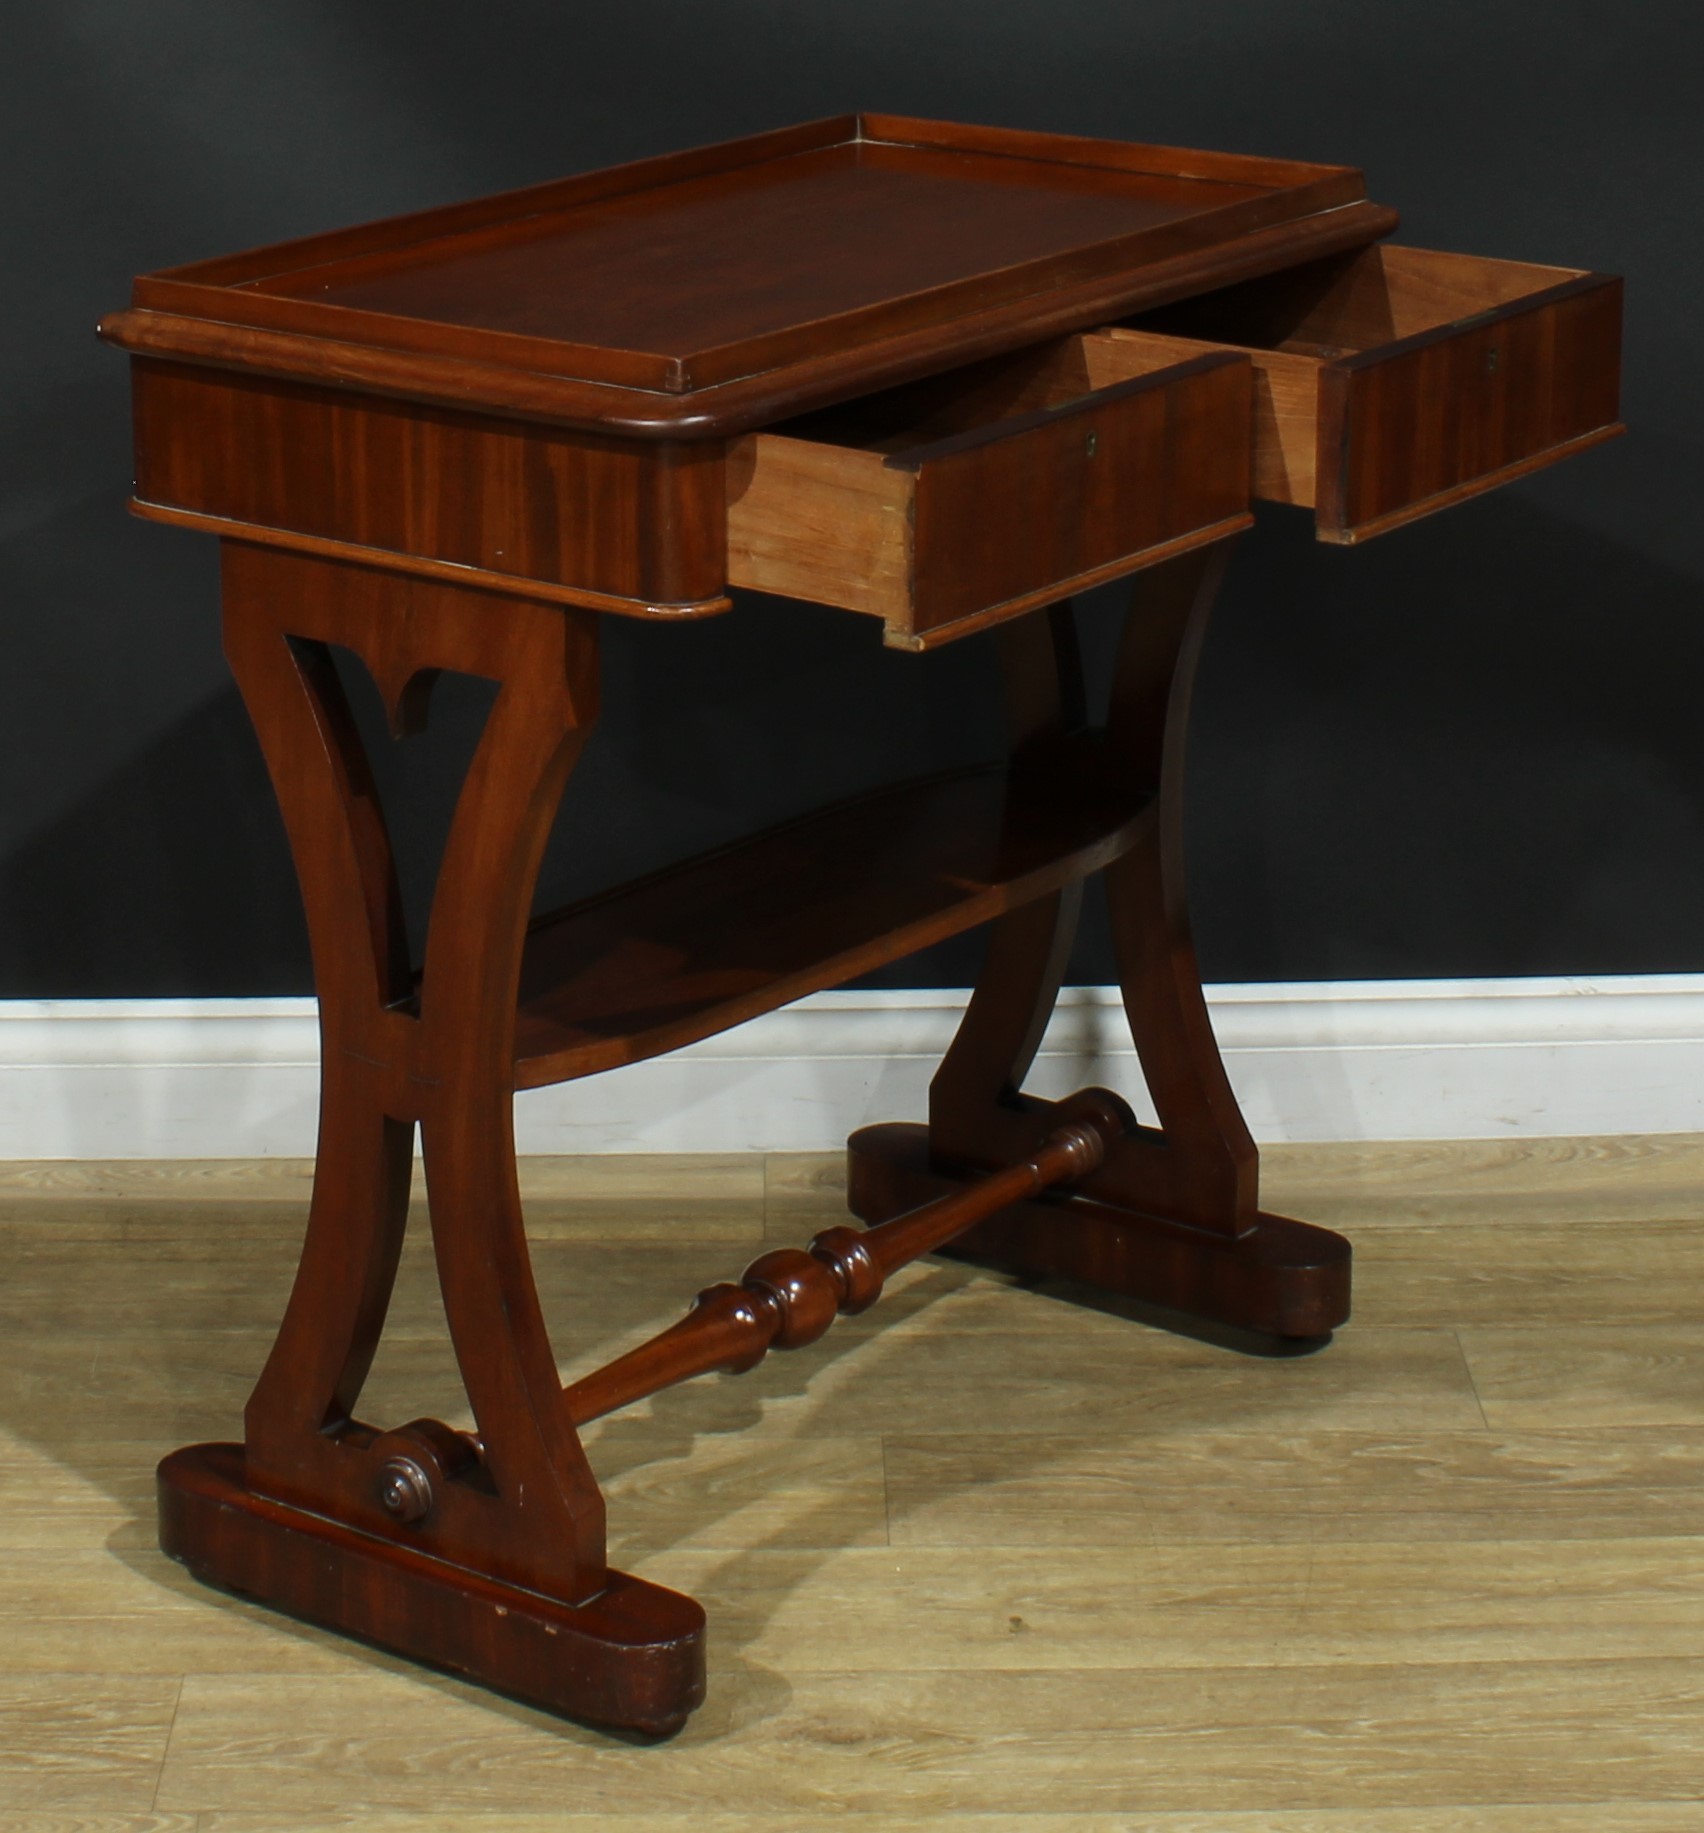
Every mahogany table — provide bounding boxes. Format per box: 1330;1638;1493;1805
100;115;1623;1736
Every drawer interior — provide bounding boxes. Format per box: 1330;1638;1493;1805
767;330;1209;454
1127;243;1587;362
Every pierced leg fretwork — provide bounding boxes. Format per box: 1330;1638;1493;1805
157;542;704;1736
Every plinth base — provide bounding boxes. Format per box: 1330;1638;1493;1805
157;1443;707;1736
847;1123;1351;1340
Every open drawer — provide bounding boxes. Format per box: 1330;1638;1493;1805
1114;243;1623;543
725;332;1253;649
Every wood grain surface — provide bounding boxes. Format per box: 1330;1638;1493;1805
514;747;1152;1085
99;114;1398;438
107;116;1367;404
3;1137;1703;1824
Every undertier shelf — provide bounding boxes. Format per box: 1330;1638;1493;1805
511;739;1150;1089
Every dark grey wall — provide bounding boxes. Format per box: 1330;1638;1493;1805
5;0;1700;996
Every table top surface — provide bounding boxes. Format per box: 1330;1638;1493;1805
104;115;1393;433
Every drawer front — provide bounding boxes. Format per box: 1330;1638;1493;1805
728;336;1254;650
1119;244;1624;544
1323;272;1623;539
903;354;1251;638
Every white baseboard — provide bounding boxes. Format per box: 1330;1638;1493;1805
2;976;1702;1158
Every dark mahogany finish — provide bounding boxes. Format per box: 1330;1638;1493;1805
159;1444;706;1736
131;359;730;614
847;1125;1350;1340
102;116;1380;626
103;118;1621;1737
513;741;1151;1084
102;115;1381;427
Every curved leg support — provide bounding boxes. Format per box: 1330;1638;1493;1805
157;544;704;1736
1100;540;1260;1231
852;548;1351;1341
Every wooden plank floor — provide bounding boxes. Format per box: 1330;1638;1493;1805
2;1136;1704;1829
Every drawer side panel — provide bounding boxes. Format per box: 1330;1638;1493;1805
725;435;911;619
